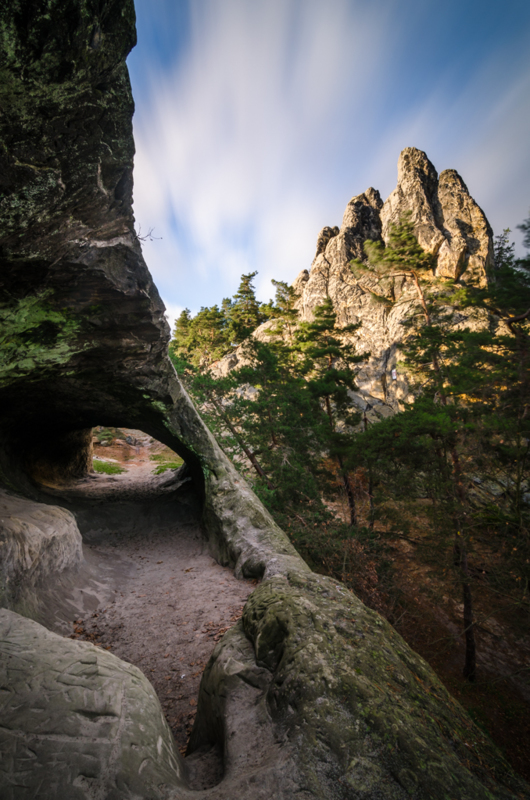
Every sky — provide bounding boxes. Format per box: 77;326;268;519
127;0;530;328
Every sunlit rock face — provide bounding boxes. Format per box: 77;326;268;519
294;147;494;420
380;148;493;284
0;3;528;800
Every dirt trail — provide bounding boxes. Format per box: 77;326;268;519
43;432;256;786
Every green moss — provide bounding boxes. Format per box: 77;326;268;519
238;572;528;799
152;461;183;475
149;452;184;475
0;291;84;387
150;400;168;415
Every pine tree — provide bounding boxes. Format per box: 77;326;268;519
347;212;530;681
351;215;480;679
294;296;363;526
226;271;264;344
493;229;516;272
171;308;192;355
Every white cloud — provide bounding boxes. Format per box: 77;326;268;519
132;0;400;309
131;0;530;314
162;300;187;333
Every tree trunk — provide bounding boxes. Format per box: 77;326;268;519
325;395;356;526
363;412;375;529
337;453;356;527
453;533;476;681
209;394;275;490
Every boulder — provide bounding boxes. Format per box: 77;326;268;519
0;488;82;615
190;570;529;800
0;608;186;799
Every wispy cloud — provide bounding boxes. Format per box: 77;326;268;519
130;0;530;313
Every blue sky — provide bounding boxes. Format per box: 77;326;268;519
127;0;530;327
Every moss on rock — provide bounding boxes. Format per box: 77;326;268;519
191;570;528;799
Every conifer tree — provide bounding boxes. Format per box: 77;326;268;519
187;308;330;521
226;271;264;344
351;215;480;679
171;309;192;358
177;304;230;367
294;296;363;525
348;211;530;681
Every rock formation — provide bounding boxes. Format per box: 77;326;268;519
294;147;494;420
0;2;528;799
0;608;186;798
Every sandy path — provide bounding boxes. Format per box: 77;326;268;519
46;457;256;784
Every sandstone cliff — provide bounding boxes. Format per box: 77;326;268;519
0;4;527;799
294;147;494;420
212;148;494;424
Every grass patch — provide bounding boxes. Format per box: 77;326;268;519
93;458;126;475
152;460;183;475
149;451;184;474
95;426;125;443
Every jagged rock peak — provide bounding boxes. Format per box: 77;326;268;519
290;147;495;419
381;146;493;283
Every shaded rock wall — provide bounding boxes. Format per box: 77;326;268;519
0;3;528;799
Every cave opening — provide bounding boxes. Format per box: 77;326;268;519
11;423;252;791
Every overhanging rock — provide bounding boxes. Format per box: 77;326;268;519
0;2;528;798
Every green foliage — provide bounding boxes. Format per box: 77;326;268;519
93;458;125;475
186;334;331;519
0;290;84;388
345;212;530;679
95;426;125;443
351;211;435;279
171;304;230;368
226;271;265;343
170;271;277;368
170;212;530;659
174;276;364;527
493;229;516;271
518;210;530;250
295;296;363;428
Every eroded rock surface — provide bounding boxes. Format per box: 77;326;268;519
0;608;186;800
0;2;528;799
188;560;529;800
294;147;494;418
0;488;82;614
